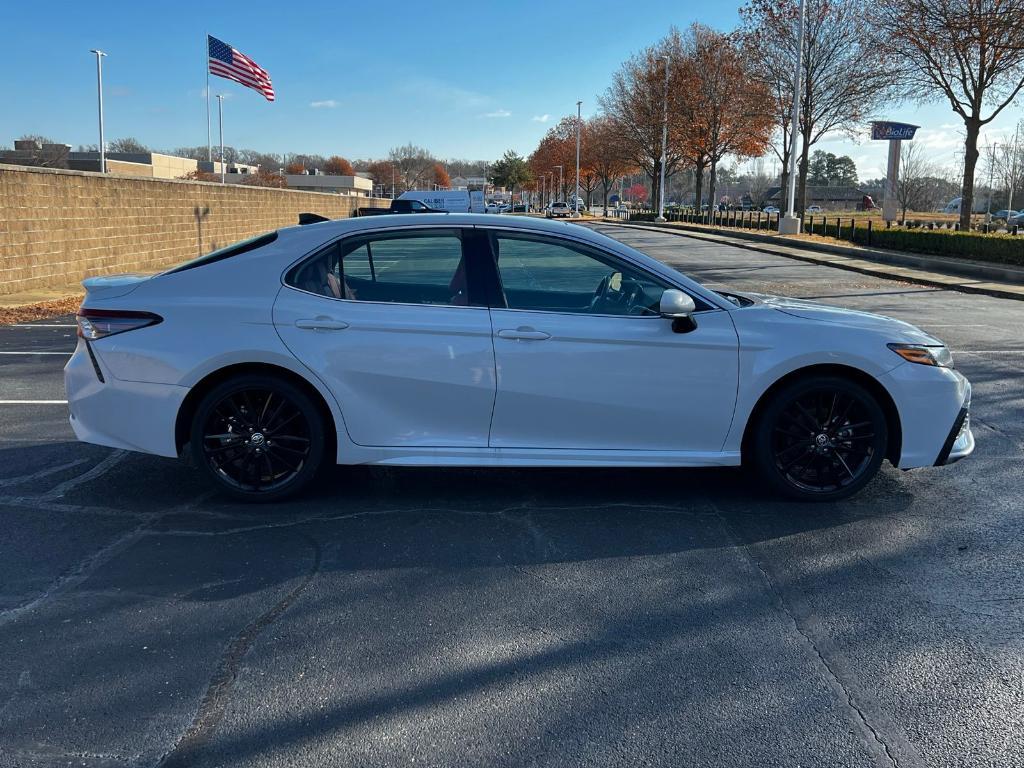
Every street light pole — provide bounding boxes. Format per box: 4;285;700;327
575;100;582;216
656;55;669;222
987;141;997;223
217;94;225;183
779;0;806;234
89;49;107;173
1009;124;1020;212
554;165;563;202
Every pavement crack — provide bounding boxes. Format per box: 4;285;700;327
707;498;913;768
155;532;322;768
0;493;214;627
0;458;89;488
40;450;127;500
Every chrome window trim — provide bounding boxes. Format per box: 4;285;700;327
475;222;733;313
279;224;485;311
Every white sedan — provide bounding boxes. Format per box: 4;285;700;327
67;214;973;502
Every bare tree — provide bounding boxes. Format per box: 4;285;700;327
740;0;894;214
995;119;1024;211
745;157;774;207
895;141;937;218
107;137;148;154
387;143;437;192
870;0;1024;228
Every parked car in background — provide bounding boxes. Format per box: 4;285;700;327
67;213;974;503
546;201;572;218
991;209;1017;222
1008;211;1024;228
763;206;780;215
807;205;824;214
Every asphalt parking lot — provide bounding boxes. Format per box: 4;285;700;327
1;224;1022;767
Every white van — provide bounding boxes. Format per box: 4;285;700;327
942;196;987;215
398;190;485;213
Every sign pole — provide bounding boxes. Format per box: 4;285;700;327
871;122;920;224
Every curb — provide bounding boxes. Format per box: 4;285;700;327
598;219;1024;302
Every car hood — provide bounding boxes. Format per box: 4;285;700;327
750;293;942;344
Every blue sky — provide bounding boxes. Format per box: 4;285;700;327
2;0;1021;178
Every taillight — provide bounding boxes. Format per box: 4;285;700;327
76;308;162;340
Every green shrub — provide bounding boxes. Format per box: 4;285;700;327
863;227;1024;266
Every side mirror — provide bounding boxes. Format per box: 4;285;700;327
660;289;698;333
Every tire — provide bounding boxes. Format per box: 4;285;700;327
190;374;326;502
750;375;888;502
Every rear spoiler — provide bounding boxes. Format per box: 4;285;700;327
298;212;330;225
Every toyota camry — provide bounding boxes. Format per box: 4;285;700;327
66;214;973;502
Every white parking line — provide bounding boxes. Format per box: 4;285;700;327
0;400;68;404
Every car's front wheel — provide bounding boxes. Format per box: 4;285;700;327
751;375;888;501
190;374;326;502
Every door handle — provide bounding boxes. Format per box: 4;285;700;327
295;317;349;331
497;328;551;341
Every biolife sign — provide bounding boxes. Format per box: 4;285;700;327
871;122;920;142
872;121;921;222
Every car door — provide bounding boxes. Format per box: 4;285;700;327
274;227;496;448
484;230;739;453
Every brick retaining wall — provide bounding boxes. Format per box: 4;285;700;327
0;164;387;296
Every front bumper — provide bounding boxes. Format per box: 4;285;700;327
936;404;975;465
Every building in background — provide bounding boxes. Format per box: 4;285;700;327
0;140;257;179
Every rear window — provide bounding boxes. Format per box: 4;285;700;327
162;232;278;275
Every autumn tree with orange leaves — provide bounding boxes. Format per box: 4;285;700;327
599;29;690;208
366;160;399;196
324;156;355;176
678;24;773;211
587;116;634;214
529;116;580;201
284;161;306;175
433;163;451;189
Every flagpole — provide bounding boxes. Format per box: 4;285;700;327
217;94;225;183
205;33;212;163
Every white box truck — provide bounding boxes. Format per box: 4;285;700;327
398;190;485;213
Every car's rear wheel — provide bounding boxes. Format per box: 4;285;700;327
190;374;325;502
751;375;888;501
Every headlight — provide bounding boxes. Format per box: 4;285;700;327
887;343;954;368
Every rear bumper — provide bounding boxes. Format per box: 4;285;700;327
65;340;186;457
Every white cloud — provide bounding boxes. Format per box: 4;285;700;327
481;109;512;118
310;99;339;109
532;114;551;123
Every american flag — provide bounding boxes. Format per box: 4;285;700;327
208;35;275;102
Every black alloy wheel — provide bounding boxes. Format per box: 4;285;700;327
190;374;326;502
753;375;888;501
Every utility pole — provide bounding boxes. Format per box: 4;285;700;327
1008;125;1020;212
575;100;582;216
986;141;997;223
779;0;806;234
554;165;563;202
89;49;107;173
656;55;669;222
